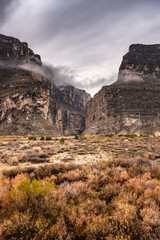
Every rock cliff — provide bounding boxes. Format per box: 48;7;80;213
117;44;160;83
0;34;90;135
0;34;41;66
85;44;160;136
51;85;90;134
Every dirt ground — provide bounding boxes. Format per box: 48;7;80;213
0;135;160;175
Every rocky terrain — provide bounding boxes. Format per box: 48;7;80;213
0;34;90;135
85;44;160;136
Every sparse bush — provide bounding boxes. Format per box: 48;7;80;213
60;138;65;143
139;135;150;138
75;135;79;140
8;156;19;166
28;136;37;141
1;212;50;240
118;134;138;138
104;134;114;137
33;146;42;153
2;178;55;217
46;136;52;141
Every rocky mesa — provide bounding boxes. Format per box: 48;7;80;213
0;34;90;135
85;44;160;136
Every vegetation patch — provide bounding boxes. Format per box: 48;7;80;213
46;136;52;141
60;138;65;143
0;135;160;239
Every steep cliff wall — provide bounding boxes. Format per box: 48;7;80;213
85;44;160;136
0;34;90;135
0;34;41;67
117;44;160;83
0;68;59;135
52;85;90;134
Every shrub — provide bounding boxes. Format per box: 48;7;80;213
75;135;79;140
28;136;37;140
118;134;138;138
46;136;52;141
40;136;45;140
60;138;65;143
2;135;160;239
1;212;50;240
2;178;55;217
104;134;114;137
139;135;150;138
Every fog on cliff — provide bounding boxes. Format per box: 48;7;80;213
0;61;113;95
0;0;160;95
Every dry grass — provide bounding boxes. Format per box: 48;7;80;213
0;135;160;239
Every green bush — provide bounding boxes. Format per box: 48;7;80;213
40;136;45;140
139;135;150;138
118;134;138;138
104;134;114;137
75;135;79;140
46;136;52;141
28;136;36;140
60;138;65;143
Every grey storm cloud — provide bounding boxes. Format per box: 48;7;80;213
22;0;160;39
0;0;18;22
0;0;160;96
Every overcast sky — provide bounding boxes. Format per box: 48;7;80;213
0;0;160;96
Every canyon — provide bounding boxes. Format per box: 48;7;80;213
0;34;160;136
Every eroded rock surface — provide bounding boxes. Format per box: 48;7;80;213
117;44;160;83
85;44;160;136
0;34;41;66
0;34;90;135
51;85;90;134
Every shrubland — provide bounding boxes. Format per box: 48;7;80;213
0;160;160;239
0;135;160;239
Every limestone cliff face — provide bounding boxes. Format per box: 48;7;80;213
49;85;90;134
0;34;90;135
85;44;160;136
0;34;41;66
117;44;160;83
0;68;59;135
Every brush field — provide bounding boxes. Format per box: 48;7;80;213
0;135;160;239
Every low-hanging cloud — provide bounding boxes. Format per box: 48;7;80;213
42;63;117;95
0;60;80;87
0;60;115;96
118;70;144;83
